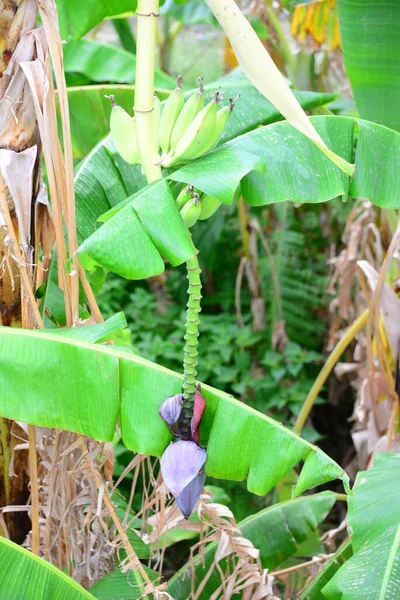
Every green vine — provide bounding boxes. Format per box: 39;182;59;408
179;252;202;439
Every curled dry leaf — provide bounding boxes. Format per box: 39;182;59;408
160;440;206;497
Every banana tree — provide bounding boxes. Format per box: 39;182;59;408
1;0;400;598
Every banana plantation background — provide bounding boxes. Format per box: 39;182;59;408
0;0;399;598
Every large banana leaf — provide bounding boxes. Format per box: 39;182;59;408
170;116;400;209
0;326;347;496
75;116;400;280
168;492;336;599
66;85;169;160
63;40;175;90
0;537;95;599
323;453;400;599
56;0;137;41
301;540;352;600
338;0;400;132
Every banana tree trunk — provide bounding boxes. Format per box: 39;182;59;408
0;0;39;542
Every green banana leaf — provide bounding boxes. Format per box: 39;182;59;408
170;116;400;209
300;540;352;600
89;567;159;600
0;326;347;497
323;453;400;599
75;116;400;280
338;0;400;132
66;85;170;160
0;537;95;599
168;492;336;599
76;178;195;279
56;0;137;41
63;40;175;90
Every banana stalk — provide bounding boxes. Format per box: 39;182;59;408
178;253;202;439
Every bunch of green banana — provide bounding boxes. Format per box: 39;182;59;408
176;185;221;228
108;79;238;171
108;95;140;164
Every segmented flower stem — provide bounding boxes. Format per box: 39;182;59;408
179;252;202;439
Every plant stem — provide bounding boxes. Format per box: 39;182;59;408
27;425;39;554
294;309;369;434
179;252;202;439
134;0;162;183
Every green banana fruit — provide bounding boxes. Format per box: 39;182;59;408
153;94;161;152
180;194;201;228
158;75;184;154
163;91;221;167
199;194;221;220
189;94;238;160
175;184;194;210
170;77;205;151
109;96;140;164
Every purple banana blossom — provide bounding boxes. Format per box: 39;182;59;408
176;470;206;519
160;439;206;497
159;393;183;433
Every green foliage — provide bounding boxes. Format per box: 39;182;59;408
168;492;337;599
323;453;400;599
98;281;323;433
63;39;175;90
0;325;347;497
171;116;400;209
0;538;95;599
338;0;400;132
56;0;137;41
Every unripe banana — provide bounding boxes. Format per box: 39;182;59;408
189;95;238;160
158;75;184;154
109;96;140;164
163;91;221;167
170;77;205;151
153;94;161;152
199;194;221;220
175;184;194;210
180;194;201;228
